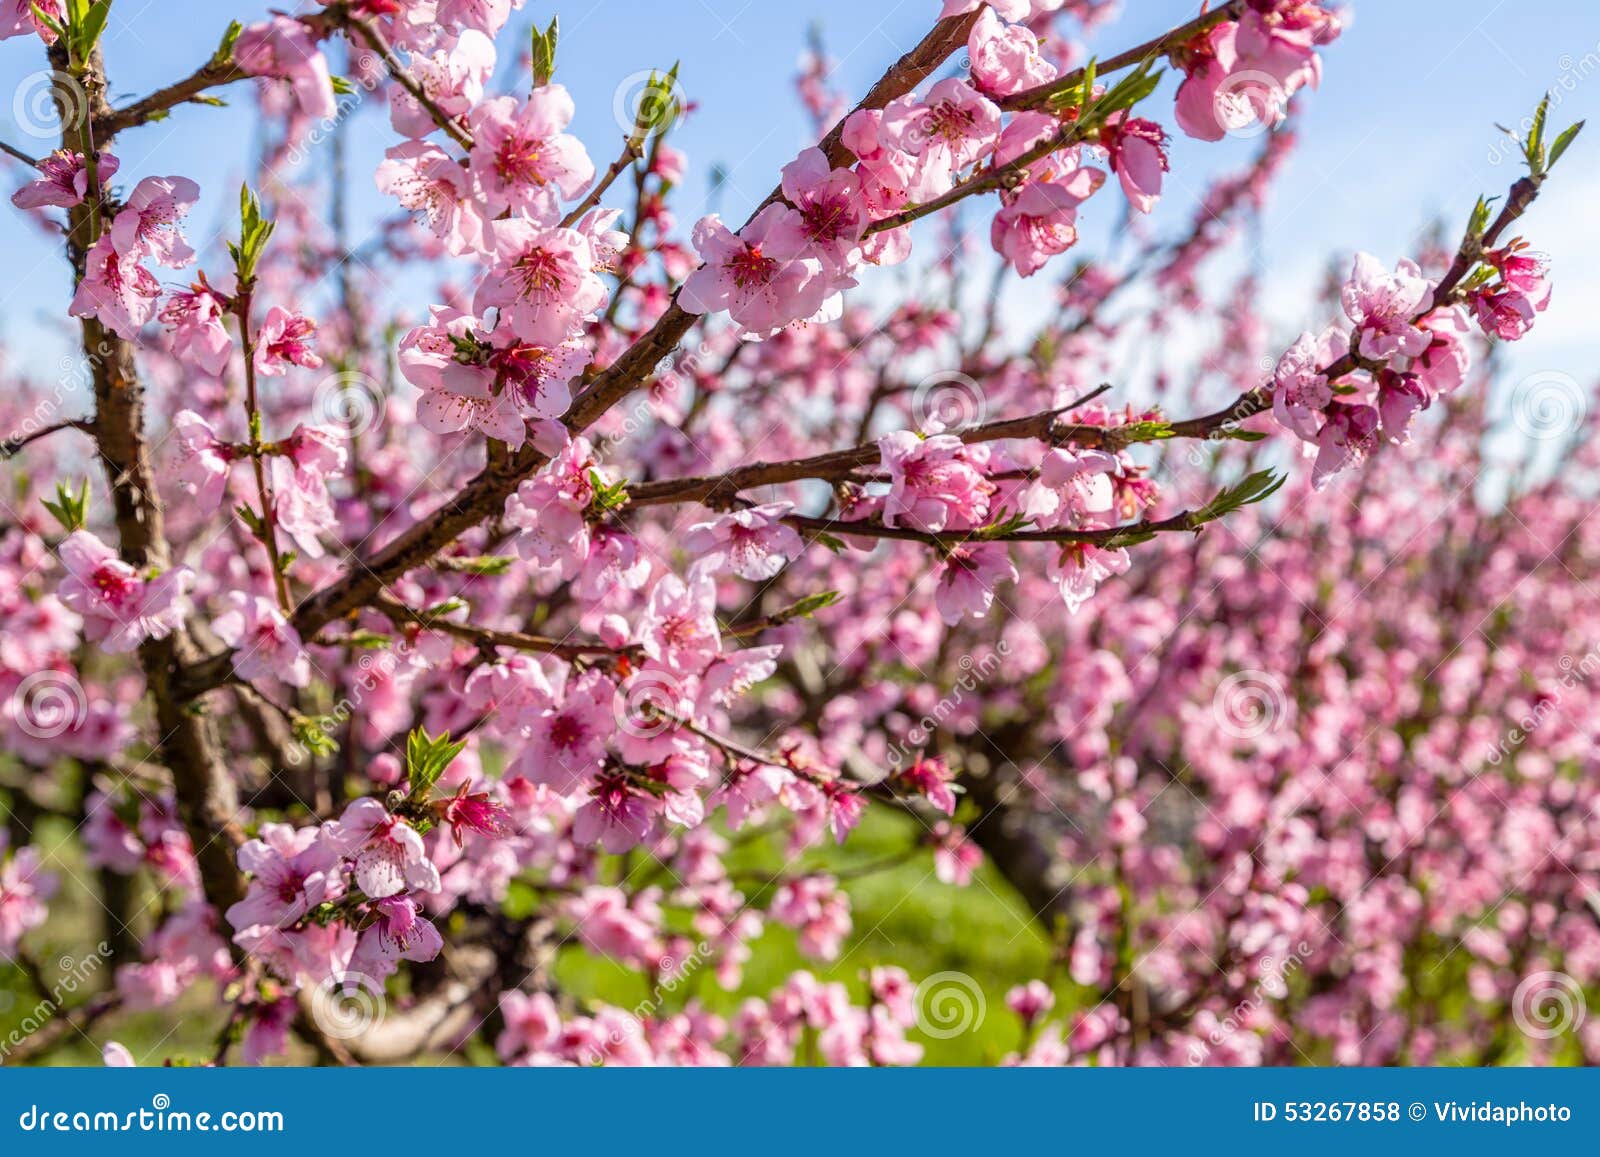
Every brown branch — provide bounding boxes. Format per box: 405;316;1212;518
560;137;643;230
1;417;92;457
94;57;246;138
48;42;248;926
373;592;640;664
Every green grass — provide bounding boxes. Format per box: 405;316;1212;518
550;807;1055;1065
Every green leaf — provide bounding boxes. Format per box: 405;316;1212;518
1193;469;1286;525
1527;93;1550;170
787;589;841;618
532;15;559;87
587;470;630;513
1112;419;1176;445
213;20;242;67
330;75;357;96
233;184;276;282
406;726;466;800
345;629;393;649
41;477;89;533
1219;428;1269;443
1088;58;1163;123
291;714;339;758
630;62;682;143
450;554;515;575
1548;120;1585;170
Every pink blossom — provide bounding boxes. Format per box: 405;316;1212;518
0;0;59;42
350;894;443;979
779;148;867;272
253;306;323;376
1270;327;1338;442
933;822;981;885
10;149;118;210
321;797;441;898
683;503;803;581
770;875;851;959
878;430;993;532
390;29;495;139
69;235;160;340
475;219;606;345
169;410;232;511
681;206;832;340
934;542;1018;624
1413;307;1473;394
1025;448;1118;528
573;774;657;853
880;78;1002;201
1311;401;1380;488
225;822;341;931
899;754;959;816
637;572;722;675
1007;979;1055;1024
376;140;486;256
109;175;199;267
503;438;597;577
56;530;192;653
235;16;337;121
1046;543;1130;613
212;592;311;687
991;167;1104;277
515;667;615;794
468;89;595;222
0;835;56;958
968;7;1056;96
160;285;233;376
1105;117;1168;214
498;990;560;1060
1341;253;1434;363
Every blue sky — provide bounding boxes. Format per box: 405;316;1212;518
1;1;1596;408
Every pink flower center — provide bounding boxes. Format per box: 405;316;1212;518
802;194;856;244
514;248;565;298
727;244;778;289
497;135;550;188
925;100;976;145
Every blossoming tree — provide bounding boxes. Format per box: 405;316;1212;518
0;0;1584;1065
